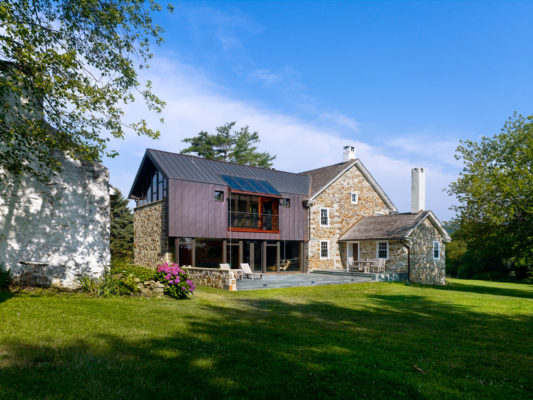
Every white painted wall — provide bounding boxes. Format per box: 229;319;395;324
0;153;110;288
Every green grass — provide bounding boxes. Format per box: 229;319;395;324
0;279;532;399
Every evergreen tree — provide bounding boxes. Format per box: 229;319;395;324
181;122;276;168
110;188;134;262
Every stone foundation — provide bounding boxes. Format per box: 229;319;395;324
183;267;237;291
133;200;169;267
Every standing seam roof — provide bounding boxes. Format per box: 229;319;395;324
146;149;310;195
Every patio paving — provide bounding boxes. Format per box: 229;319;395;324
236;272;374;291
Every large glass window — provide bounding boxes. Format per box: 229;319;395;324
178;238;193;267
228;194;279;231
136;169;168;207
196;239;223;268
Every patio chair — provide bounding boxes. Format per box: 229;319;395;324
377;258;386;273
240;263;262;280
280;260;291;271
220;263;243;280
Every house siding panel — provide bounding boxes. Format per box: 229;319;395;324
168;179;304;241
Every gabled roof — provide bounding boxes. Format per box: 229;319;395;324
128;149;310;198
300;159;397;211
339;210;451;242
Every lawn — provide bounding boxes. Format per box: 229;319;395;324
0;279;532;399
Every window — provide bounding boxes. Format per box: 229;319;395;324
320;241;329;259
281;198;290;208
320;208;329;226
377;241;388;259
214;190;224;202
350;192;359;204
433;241;440;259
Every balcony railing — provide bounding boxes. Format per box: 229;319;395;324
228;212;279;231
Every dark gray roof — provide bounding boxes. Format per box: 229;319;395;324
130;149;310;197
339;211;431;241
300;161;352;196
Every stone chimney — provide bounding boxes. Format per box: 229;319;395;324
411;167;426;213
343;145;356;162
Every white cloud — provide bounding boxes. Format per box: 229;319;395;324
106;56;458;221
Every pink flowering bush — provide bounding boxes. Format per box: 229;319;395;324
155;263;196;299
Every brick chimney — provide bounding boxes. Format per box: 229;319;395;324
343;145;356;162
411;167;426;213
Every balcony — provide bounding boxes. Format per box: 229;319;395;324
228;212;279;232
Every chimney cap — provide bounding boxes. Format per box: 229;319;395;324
343;145;356;161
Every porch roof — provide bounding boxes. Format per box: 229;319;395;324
339;211;450;242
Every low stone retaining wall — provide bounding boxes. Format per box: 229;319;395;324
183;267;237;291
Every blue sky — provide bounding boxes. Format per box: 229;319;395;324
105;1;533;221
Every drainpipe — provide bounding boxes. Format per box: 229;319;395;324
401;239;411;284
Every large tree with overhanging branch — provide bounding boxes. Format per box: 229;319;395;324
181;122;276;168
0;0;172;181
447;113;533;279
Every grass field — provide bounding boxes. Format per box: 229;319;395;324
0;278;532;399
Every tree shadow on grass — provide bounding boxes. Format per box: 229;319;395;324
0;290;13;304
0;293;532;400
425;280;533;299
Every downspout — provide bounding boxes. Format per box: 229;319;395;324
401;239;411;283
303;199;314;273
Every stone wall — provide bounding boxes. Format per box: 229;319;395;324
410;218;446;285
183;267;237;291
307;163;391;270
133;200;170;268
0;154;110;288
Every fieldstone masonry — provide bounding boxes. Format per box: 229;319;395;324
0;154;110;288
133;200;169;267
183;267;237;291
307;163;391;270
409;218;445;285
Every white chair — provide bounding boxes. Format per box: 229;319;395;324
220;263;242;279
240;263;262;280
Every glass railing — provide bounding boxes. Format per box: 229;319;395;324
228;212;279;231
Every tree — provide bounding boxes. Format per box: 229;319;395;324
0;0;171;181
110;188;133;262
447;113;533;279
181;122;276;168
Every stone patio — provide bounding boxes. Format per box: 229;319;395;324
236;272;374;291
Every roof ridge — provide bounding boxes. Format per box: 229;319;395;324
146;148;305;177
299;160;353;175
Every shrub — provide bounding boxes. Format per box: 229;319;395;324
110;260;155;282
0;264;11;289
155;263;196;299
76;271;140;297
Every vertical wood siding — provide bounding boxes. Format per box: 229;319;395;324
168;179;306;240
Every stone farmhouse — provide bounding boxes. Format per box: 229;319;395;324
129;146;450;285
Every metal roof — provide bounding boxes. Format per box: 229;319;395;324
130;149;310;197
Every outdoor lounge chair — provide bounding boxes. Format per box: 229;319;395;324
280;260;291;271
220;263;243;279
240;263;262;279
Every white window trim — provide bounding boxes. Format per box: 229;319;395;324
320;208;330;226
376;241;389;260
433;240;440;259
320;240;329;259
350;192;359;204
